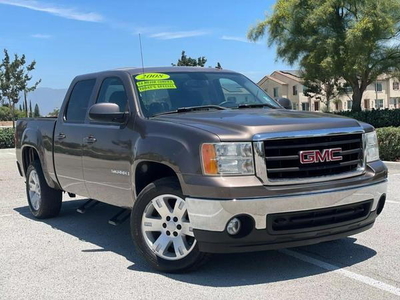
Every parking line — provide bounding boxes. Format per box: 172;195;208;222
280;249;400;297
387;201;400;204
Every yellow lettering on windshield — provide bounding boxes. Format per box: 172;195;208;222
135;73;170;80
136;80;177;92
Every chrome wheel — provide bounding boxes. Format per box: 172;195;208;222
141;194;196;260
28;170;41;211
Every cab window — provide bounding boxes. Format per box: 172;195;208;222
96;77;128;112
65;79;96;123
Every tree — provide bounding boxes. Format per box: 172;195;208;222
248;0;400;112
29;100;32;118
33;103;40;117
0;49;41;126
172;51;207;67
48;108;59;117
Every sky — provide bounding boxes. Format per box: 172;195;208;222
0;0;293;89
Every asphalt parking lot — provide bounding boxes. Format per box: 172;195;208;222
1;148;400;300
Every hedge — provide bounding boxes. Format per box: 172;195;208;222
0;106;25;121
335;109;400;128
376;127;400;162
0;128;15;149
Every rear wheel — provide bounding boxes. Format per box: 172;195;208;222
131;177;210;272
26;160;62;218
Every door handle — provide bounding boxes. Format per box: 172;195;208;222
85;135;97;144
58;133;66;140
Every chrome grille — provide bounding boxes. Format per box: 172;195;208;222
263;133;364;180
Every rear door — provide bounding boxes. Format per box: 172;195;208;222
82;76;134;208
53;78;96;197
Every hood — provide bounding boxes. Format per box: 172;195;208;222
154;109;364;141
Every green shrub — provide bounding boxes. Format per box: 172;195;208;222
0;128;15;148
0;106;25;121
376;127;400;161
335;109;400;128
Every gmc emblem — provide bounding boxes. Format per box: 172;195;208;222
299;148;343;164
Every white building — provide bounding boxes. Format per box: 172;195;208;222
258;70;400;111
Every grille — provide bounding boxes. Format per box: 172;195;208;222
267;200;373;234
264;134;363;180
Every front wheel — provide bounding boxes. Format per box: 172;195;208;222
131;177;210;272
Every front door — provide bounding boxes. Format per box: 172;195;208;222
53;78;96;197
82;76;134;208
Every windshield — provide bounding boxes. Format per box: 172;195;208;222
133;71;280;117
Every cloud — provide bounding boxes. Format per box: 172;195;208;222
221;35;261;44
31;33;51;39
150;30;208;40
0;0;103;22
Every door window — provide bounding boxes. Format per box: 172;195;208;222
97;77;128;112
65;79;96;123
219;78;256;104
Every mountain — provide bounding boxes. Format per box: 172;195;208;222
24;87;67;116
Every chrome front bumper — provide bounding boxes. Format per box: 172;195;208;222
186;180;387;232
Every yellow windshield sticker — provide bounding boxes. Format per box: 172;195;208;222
135;73;170;80
136;80;177;92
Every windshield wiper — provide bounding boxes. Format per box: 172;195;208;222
237;103;277;109
153;105;227;117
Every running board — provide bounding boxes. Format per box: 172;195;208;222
76;199;99;214
108;209;130;226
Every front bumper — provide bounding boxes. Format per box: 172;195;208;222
186;180;387;253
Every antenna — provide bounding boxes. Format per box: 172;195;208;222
138;33;145;74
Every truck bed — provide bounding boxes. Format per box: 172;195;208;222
15;117;59;189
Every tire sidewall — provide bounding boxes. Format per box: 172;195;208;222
131;177;203;273
25;160;62;219
26;161;44;217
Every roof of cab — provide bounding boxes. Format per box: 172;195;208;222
117;66;237;75
74;66;237;80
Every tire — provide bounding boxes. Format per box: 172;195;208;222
131;177;211;273
26;160;62;219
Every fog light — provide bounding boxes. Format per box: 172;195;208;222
226;217;241;235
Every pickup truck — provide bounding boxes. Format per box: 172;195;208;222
15;67;388;272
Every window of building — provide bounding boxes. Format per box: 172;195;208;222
375;99;384;109
375;82;383;92
347;100;353;110
65;79;96;123
273;87;279;98
393;82;399;90
345;86;353;93
314;101;320;111
364;99;370;110
389;98;399;108
96;77;128;112
301;102;310;111
292;103;298;110
292;85;298;96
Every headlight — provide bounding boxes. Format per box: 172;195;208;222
201;142;254;175
365;131;380;163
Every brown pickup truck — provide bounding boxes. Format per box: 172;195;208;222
15;67;388;272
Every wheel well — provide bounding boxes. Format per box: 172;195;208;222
135;162;179;196
22;147;40;174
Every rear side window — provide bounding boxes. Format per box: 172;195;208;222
65;79;96;123
96;77;128;112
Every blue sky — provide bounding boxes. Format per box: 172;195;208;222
0;0;293;89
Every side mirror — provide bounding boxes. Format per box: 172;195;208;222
89;103;127;123
277;98;293;110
